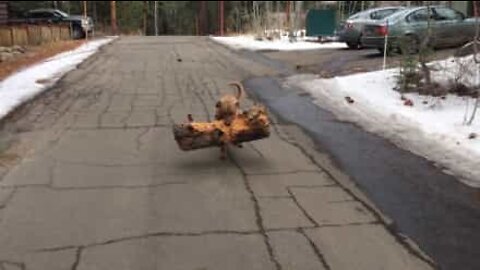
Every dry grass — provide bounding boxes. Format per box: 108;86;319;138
0;40;85;81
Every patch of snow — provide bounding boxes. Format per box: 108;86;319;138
0;37;116;120
287;59;480;187
211;35;347;51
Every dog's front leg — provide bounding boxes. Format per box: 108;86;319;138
220;144;227;160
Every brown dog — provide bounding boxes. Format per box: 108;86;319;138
215;81;245;159
214;81;244;126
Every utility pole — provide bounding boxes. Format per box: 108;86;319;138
195;15;199;35
110;1;117;35
154;1;158;36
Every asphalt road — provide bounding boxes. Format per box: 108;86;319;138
0;37;432;270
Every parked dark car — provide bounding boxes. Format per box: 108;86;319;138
337;6;406;49
22;9;94;39
361;6;476;54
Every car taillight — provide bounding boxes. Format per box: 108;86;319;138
376;25;388;36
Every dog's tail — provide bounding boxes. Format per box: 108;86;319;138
228;81;244;100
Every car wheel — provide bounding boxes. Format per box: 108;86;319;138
72;25;85;39
347;42;360;49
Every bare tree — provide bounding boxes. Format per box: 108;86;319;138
466;1;480;125
418;4;433;87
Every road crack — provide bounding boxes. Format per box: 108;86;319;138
286;187;319;227
36;230;260;253
229;154;283;270
298;228;332;270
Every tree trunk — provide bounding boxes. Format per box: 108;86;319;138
110;1;117;35
419;3;432;86
467;97;480;125
154;1;158;36
219;0;224;36
143;1;148;35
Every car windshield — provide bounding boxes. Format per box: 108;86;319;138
347;11;366;21
55;10;69;18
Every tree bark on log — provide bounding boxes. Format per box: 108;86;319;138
173;106;270;151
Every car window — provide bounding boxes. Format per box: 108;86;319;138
434;7;463;21
407;8;434;23
370;9;400;20
28;12;41;19
386;9;411;23
348;12;364;20
30;11;53;19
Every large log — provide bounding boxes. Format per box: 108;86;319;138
173;106;270;151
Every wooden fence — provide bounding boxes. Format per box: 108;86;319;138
0;23;71;47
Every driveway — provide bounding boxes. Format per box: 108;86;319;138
0;37;434;270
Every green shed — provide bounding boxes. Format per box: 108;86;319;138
306;9;336;37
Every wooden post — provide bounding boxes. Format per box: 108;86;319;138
26;24;30;44
10;26;14;46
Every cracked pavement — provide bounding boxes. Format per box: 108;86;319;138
0;37;434;270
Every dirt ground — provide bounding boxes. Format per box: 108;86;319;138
0;40;84;80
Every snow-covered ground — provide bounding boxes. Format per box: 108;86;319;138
211;34;346;51
0;37;116;120
287;57;480;187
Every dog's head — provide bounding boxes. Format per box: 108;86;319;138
215;95;240;117
215;82;245;118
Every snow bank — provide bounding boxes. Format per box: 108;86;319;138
287;58;480;187
0;37;116;120
211;34;346;51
